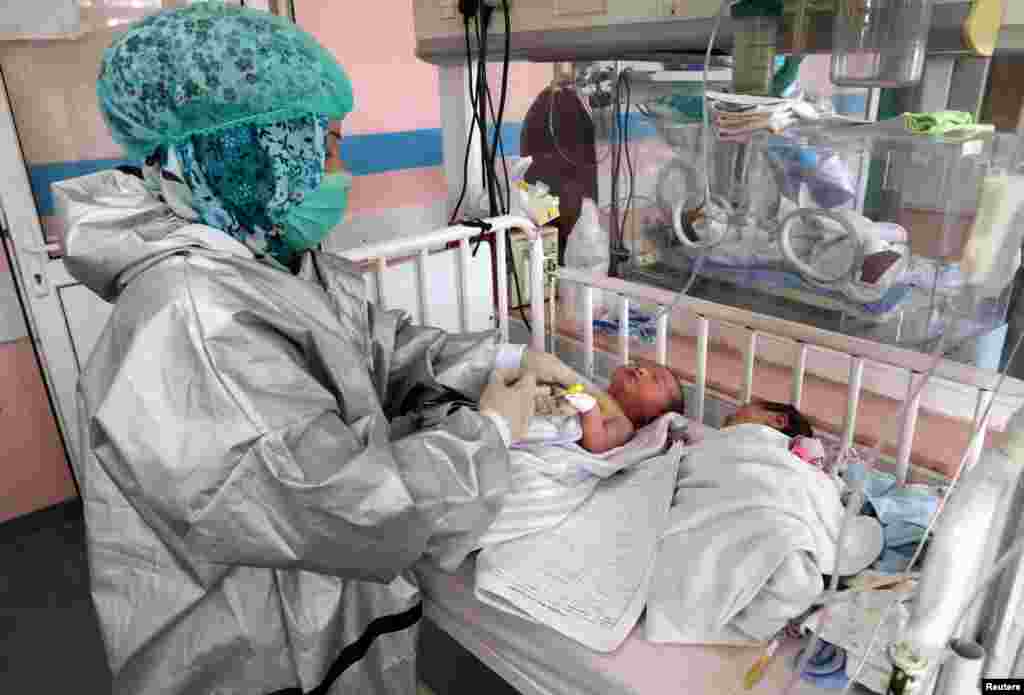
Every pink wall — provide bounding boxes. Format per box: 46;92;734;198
299;0;550;135
299;0;551;218
0;339;75;524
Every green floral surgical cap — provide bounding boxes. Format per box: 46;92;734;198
97;2;353;161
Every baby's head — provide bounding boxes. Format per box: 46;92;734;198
608;361;685;426
724;400;813;438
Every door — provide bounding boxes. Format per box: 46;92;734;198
0;70;112;519
0;198;74;523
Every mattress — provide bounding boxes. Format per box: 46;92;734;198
416;559;846;695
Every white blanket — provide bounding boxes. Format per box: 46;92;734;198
470;415;687;652
432;414;688;572
646;424;845;644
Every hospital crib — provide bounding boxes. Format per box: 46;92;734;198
341;215;1024;694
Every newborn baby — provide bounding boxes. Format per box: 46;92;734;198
724;400;814;438
542;362;684;454
724;399;833;473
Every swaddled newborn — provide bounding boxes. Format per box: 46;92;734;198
533;361;685;454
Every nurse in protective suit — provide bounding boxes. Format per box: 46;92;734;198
56;4;577;694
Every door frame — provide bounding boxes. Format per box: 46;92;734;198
0;67;81;478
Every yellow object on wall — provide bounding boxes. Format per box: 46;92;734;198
964;0;1006;56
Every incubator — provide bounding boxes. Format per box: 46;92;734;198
622;116;1022;371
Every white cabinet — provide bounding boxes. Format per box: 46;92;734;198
0;1;80;39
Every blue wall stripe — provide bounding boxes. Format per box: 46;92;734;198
340;128;444;176
29;118;665;216
833;94;868;116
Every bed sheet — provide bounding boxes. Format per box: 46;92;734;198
416;559;841;695
415;420;878;695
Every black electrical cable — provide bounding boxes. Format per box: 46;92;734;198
463;2;531;331
493;0;531;331
484;0;512;215
621;71;635;259
483;74;509;213
476;4;499;218
607;68;636;278
489;1;531;330
608;63;622;276
448;14;484;225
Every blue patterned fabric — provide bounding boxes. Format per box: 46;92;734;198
97;2;352;161
97;3;355;265
175;114;330;263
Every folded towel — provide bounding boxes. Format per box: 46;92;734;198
903;110;975;136
844;462;940;574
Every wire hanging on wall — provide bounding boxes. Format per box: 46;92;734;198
546;63;616;169
448;0;531;331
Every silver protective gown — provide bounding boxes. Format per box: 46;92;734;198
55;170;511;695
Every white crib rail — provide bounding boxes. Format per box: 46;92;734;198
342;217;1004;484
341;215;541;347
554;267;1008;483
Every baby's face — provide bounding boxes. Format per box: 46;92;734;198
608;363;680;425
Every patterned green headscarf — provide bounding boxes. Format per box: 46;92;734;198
97;2;352;160
97;3;353;264
174;114;342;264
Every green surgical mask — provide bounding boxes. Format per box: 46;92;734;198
280;170;352;255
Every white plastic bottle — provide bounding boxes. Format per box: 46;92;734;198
563;198;610;328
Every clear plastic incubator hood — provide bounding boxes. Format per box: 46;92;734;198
625;119;1024;371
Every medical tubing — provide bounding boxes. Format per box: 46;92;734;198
546;66;614;168
839;601;900;695
652;255;706;321
614;71;630;266
651;0;733;320
832;328;1024;695
610;69;635;276
783;481;868;695
693;0;737;252
610;63;622;275
781;333;947;695
841;536;1024;695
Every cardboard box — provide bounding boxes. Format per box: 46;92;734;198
508;226;560;309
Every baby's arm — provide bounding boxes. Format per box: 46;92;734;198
579;409;635;454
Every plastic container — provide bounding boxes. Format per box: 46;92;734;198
830;0;933;88
563;198;611;325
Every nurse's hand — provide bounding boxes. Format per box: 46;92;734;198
480;369;538;442
521;348;582;388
